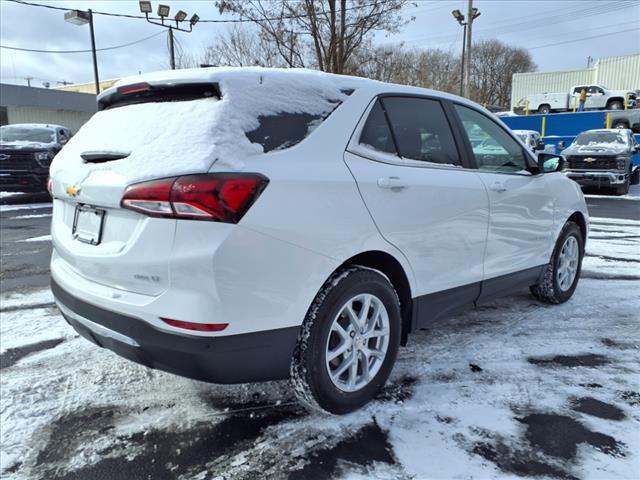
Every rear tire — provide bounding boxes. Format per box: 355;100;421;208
530;221;584;304
608;100;623;110
613;120;629;130
290;267;401;414
538;105;551;115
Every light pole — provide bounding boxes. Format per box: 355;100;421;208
138;1;199;70
451;9;466;97
64;9;100;94
464;1;480;99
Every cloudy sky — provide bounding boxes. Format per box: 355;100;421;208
1;0;639;88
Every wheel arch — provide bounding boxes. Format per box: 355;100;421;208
340;250;414;346
606;97;624;107
567;211;587;242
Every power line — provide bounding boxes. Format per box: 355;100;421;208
5;0;404;24
0;31;165;54
528;26;640;50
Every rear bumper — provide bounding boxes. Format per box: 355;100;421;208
52;279;300;384
565;170;628;187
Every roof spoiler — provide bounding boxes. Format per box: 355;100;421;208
98;82;221;110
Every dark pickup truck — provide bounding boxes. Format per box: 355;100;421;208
0;123;72;193
561;129;640;195
609;110;640;133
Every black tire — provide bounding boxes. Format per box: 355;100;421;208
530;221;584;304
608;100;623;110
538;105;551;115
290;267;401;414
631;168;640;186
615;178;630;195
613;120;629;130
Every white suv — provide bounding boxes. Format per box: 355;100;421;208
49;68;588;414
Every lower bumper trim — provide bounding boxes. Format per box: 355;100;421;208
52;279;301;384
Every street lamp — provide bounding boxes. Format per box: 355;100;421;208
64;9;100;94
452;5;480;98
138;1;198;70
451;9;467;97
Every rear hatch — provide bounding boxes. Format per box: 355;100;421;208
50;68;352;295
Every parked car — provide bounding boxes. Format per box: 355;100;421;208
49;68;588;414
609;110;640;133
522;84;637;114
0;123;72;192
561;128;640;195
512;129;544;153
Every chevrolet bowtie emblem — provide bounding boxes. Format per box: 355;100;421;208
584;157;596;163
66;185;80;197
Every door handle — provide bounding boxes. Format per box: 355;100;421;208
489;182;507;193
377;177;408;190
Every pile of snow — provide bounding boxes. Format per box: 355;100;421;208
50;67;373;187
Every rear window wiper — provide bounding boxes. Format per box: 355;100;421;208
98;82;221;111
81;150;130;163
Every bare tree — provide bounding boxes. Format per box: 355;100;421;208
469;39;536;107
201;25;286;67
215;0;414;73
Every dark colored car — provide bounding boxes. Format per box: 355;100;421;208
609;110;640;133
0;123;72;192
561;129;640;195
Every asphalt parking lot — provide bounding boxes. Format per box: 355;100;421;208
1;188;639;480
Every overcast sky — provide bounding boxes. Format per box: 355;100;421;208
1;0;639;88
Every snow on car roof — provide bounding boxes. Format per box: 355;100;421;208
52;67;481;187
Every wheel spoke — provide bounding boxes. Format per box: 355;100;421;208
333;322;349;342
361;352;371;382
348;354;359;387
327;341;350;362
345;305;361;330
363;327;390;340
363;347;385;359
332;353;355;380
358;294;372;329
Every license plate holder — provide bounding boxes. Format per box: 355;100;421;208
72;205;105;245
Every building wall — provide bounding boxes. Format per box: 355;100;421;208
596;54;640;90
511;53;640;109
511;69;595;108
55;79;118;94
6;106;94;133
1;83;97;133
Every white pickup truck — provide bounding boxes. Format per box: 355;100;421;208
521;84;637;114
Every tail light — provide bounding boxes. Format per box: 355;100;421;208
121;173;268;223
46;176;53;195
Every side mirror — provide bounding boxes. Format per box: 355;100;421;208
537;153;564;173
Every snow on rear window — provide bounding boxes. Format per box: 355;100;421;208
50;67;359;186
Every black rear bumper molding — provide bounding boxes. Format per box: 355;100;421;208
51;280;300;384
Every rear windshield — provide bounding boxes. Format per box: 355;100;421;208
574;132;626;146
1;126;55;144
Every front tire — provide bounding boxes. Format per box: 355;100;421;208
538;104;551;114
290;267;401;414
530;221;584;304
615;178;630;195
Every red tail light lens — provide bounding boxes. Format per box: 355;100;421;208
46;176;53;195
118;82;152;94
121;173;268;223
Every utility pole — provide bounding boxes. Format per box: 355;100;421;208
460;23;467;96
168;26;175;69
463;0;480;99
24;76;33;87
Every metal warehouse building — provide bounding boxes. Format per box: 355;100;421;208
511;53;640;109
0;83;97;133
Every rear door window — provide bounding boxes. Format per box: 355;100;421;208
359;100;397;155
381;97;460;165
245;111;331;153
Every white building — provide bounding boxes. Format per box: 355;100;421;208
511;53;640;109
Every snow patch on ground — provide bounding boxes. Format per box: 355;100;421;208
19;235;51;243
0;203;51;213
1;218;638;479
12;214;51;219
